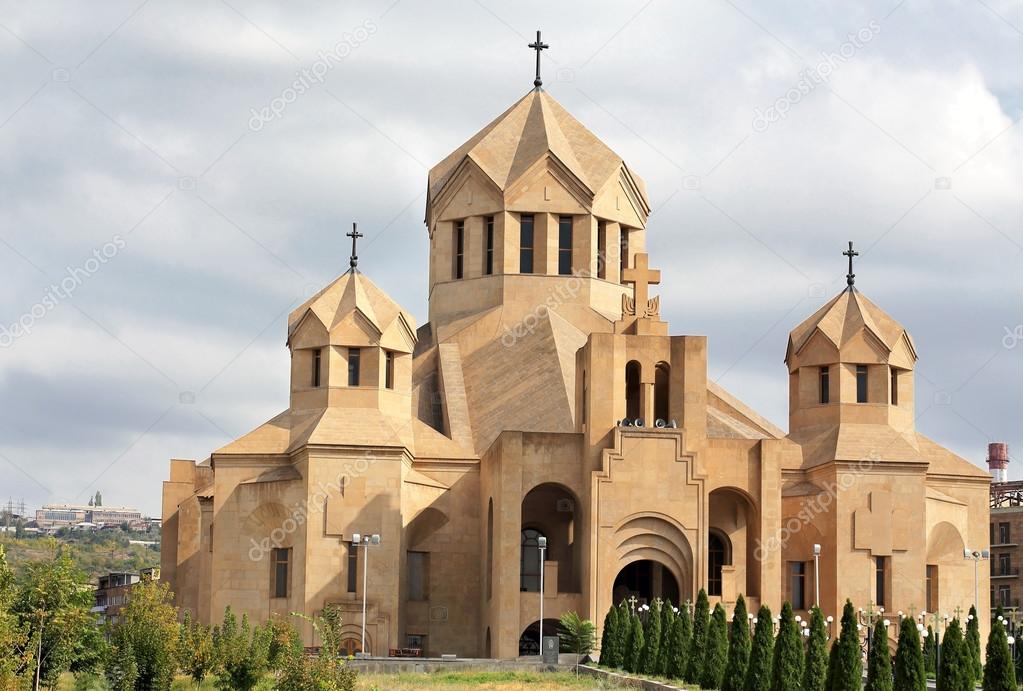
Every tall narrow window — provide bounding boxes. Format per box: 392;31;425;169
890;368;898;405
519;214;534;274
385;351;394;389
856;365;868;403
484;216;494;275
558;215;573;275
926;565;937;612
453;220;464;279
348;348;361;387
619;228;629;279
654;362;670;422
347;543;358;593
520;528;544;592
407;551;429;601
708;533;726;596
271;547;290;599
1000;522;1011;545
789;561;806;610
312;348;322;388
819;366;830;404
625;361;641;420
875;556;887;607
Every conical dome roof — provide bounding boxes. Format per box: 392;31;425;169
427;89;648;210
785;287;916;366
288;270;417;353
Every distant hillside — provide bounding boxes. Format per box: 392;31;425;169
1;527;160;582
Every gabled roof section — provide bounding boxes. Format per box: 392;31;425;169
786;287;916;365
427;89;649;219
287;270;417;352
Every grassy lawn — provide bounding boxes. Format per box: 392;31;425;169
356;671;613;689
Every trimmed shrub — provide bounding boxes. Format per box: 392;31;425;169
723;595;752;691
893;615;925;691
770;602;803;691
827;600;862;691
982;617;1016;691
642;599;663;675
966;606;982;681
685;589;711;683
936;618;971;691
803;606;828;691
600;605;619;668
866;619;893;691
701;604;728;689
744;605;774;691
666;601;692;680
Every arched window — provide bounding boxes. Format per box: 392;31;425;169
654;362;670;422
520;528;545;592
708;532;728;596
625;361;642;420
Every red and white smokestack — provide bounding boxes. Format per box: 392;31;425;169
988;442;1009;483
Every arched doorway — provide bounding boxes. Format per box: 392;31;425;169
613;560;680;608
520;483;580;594
340;637;361;656
518;619;562;656
708;531;729;597
708;487;759;599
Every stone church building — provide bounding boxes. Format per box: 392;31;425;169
162;79;991;658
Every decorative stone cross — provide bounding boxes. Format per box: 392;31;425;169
622;253;661;318
528;30;549;88
347;222;363;269
843;241;858;287
853;491;903;556
628;595;638;612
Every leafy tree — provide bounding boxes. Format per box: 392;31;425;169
666;601;692;680
12;543;97;687
215;608;271;691
936;618;971;691
803;606;828;691
178;610;218;686
827;600;862;691
0;545;33;689
266;615;301;674
701;603;729;689
641;599;663;675
685;589;710;683
866;619;893;691
723;595;752;691
108;578;179;690
104;638;138;691
770;602;803;691
279;606;357;691
982;615;1016;691
893;615;925;691
599;605;619;668
626;611;645;674
745;605;774;691
924;625;937;675
966;607;982;681
655;600;674;676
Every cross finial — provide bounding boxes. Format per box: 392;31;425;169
843;241;859;287
528;30;549;89
628;595;637;612
347;222;364;270
621;253;661;318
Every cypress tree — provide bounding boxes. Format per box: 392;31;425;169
666;601;692;680
982;615;1017;691
745;605;774;691
866;619;893;691
893;616;925;691
723;595;752;691
655;601;674;676
685;589;711;683
615;600;631;668
642;599;663;675
770;601;803;691
701;604;729;689
600;605;618;668
623;608;636;672
626;611;645;674
924;625;937;675
966;607;982;681
827;600;863;691
803;606;828;691
937;618;970;691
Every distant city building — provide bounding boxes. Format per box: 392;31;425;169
35;503;143;529
989;443;1020;611
92;567;161;625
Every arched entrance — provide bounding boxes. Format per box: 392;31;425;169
613;560;680;607
518;619;561;656
520;483;581;594
708;487;760;599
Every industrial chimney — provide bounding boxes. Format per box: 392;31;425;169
988;442;1010;483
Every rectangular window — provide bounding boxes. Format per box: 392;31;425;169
926;565;937;612
875;556;887;607
385;351;394;389
619;228;629;279
999;585;1011;608
407;634;426;651
789;561;806;610
890;368;898;405
407;551;429;601
454;220;464;279
484;216;494;275
597;221;606;279
999;553;1011;576
347;348;361;387
819;366;830;404
519;214;534;274
347;543;358;593
271;547;290;599
856;365;869;403
312;348;322;387
558;215;573;275
1000;522;1011;544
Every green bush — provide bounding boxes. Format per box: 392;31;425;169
893;615;925;691
744;605;773;691
803;606;828;691
982;617;1016;691
700;603;728;690
665;601;691;680
641;600;663;675
770;602;803;691
722;595;752;691
599;605;619;668
214;609;271;691
826;600;862;691
936;618;971;691
924;626;937;675
625;611;644;674
654;600;674;676
866;619;892;691
685;589;710;683
279;606;357;691
966;607;981;681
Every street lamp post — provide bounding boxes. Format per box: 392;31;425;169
963;548;990;610
538;535;547;654
352;532;381;656
813;543;821;608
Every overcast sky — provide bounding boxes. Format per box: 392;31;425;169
1;0;1021;516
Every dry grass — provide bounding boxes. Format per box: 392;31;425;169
355;670;615;690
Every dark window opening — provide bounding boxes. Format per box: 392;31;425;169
625;361;641;420
312;348;322;388
347;543;358;593
385;351;394;389
619;228;629;280
789;561;806;610
926;564;937;612
485;216;494;275
558;216;573;275
856;365;868;403
875;556;887;607
654;362;670;422
819;366;830;404
454;220;464;279
708;533;726;597
407;551;429;601
519;214;534;274
999;522;1011;545
597;221;606;279
348;348;361;387
520;528;544;592
998;585;1011;608
271;547;290;599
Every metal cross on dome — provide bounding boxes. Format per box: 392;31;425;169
843;241;859;287
528;30;549;88
347;222;363;269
